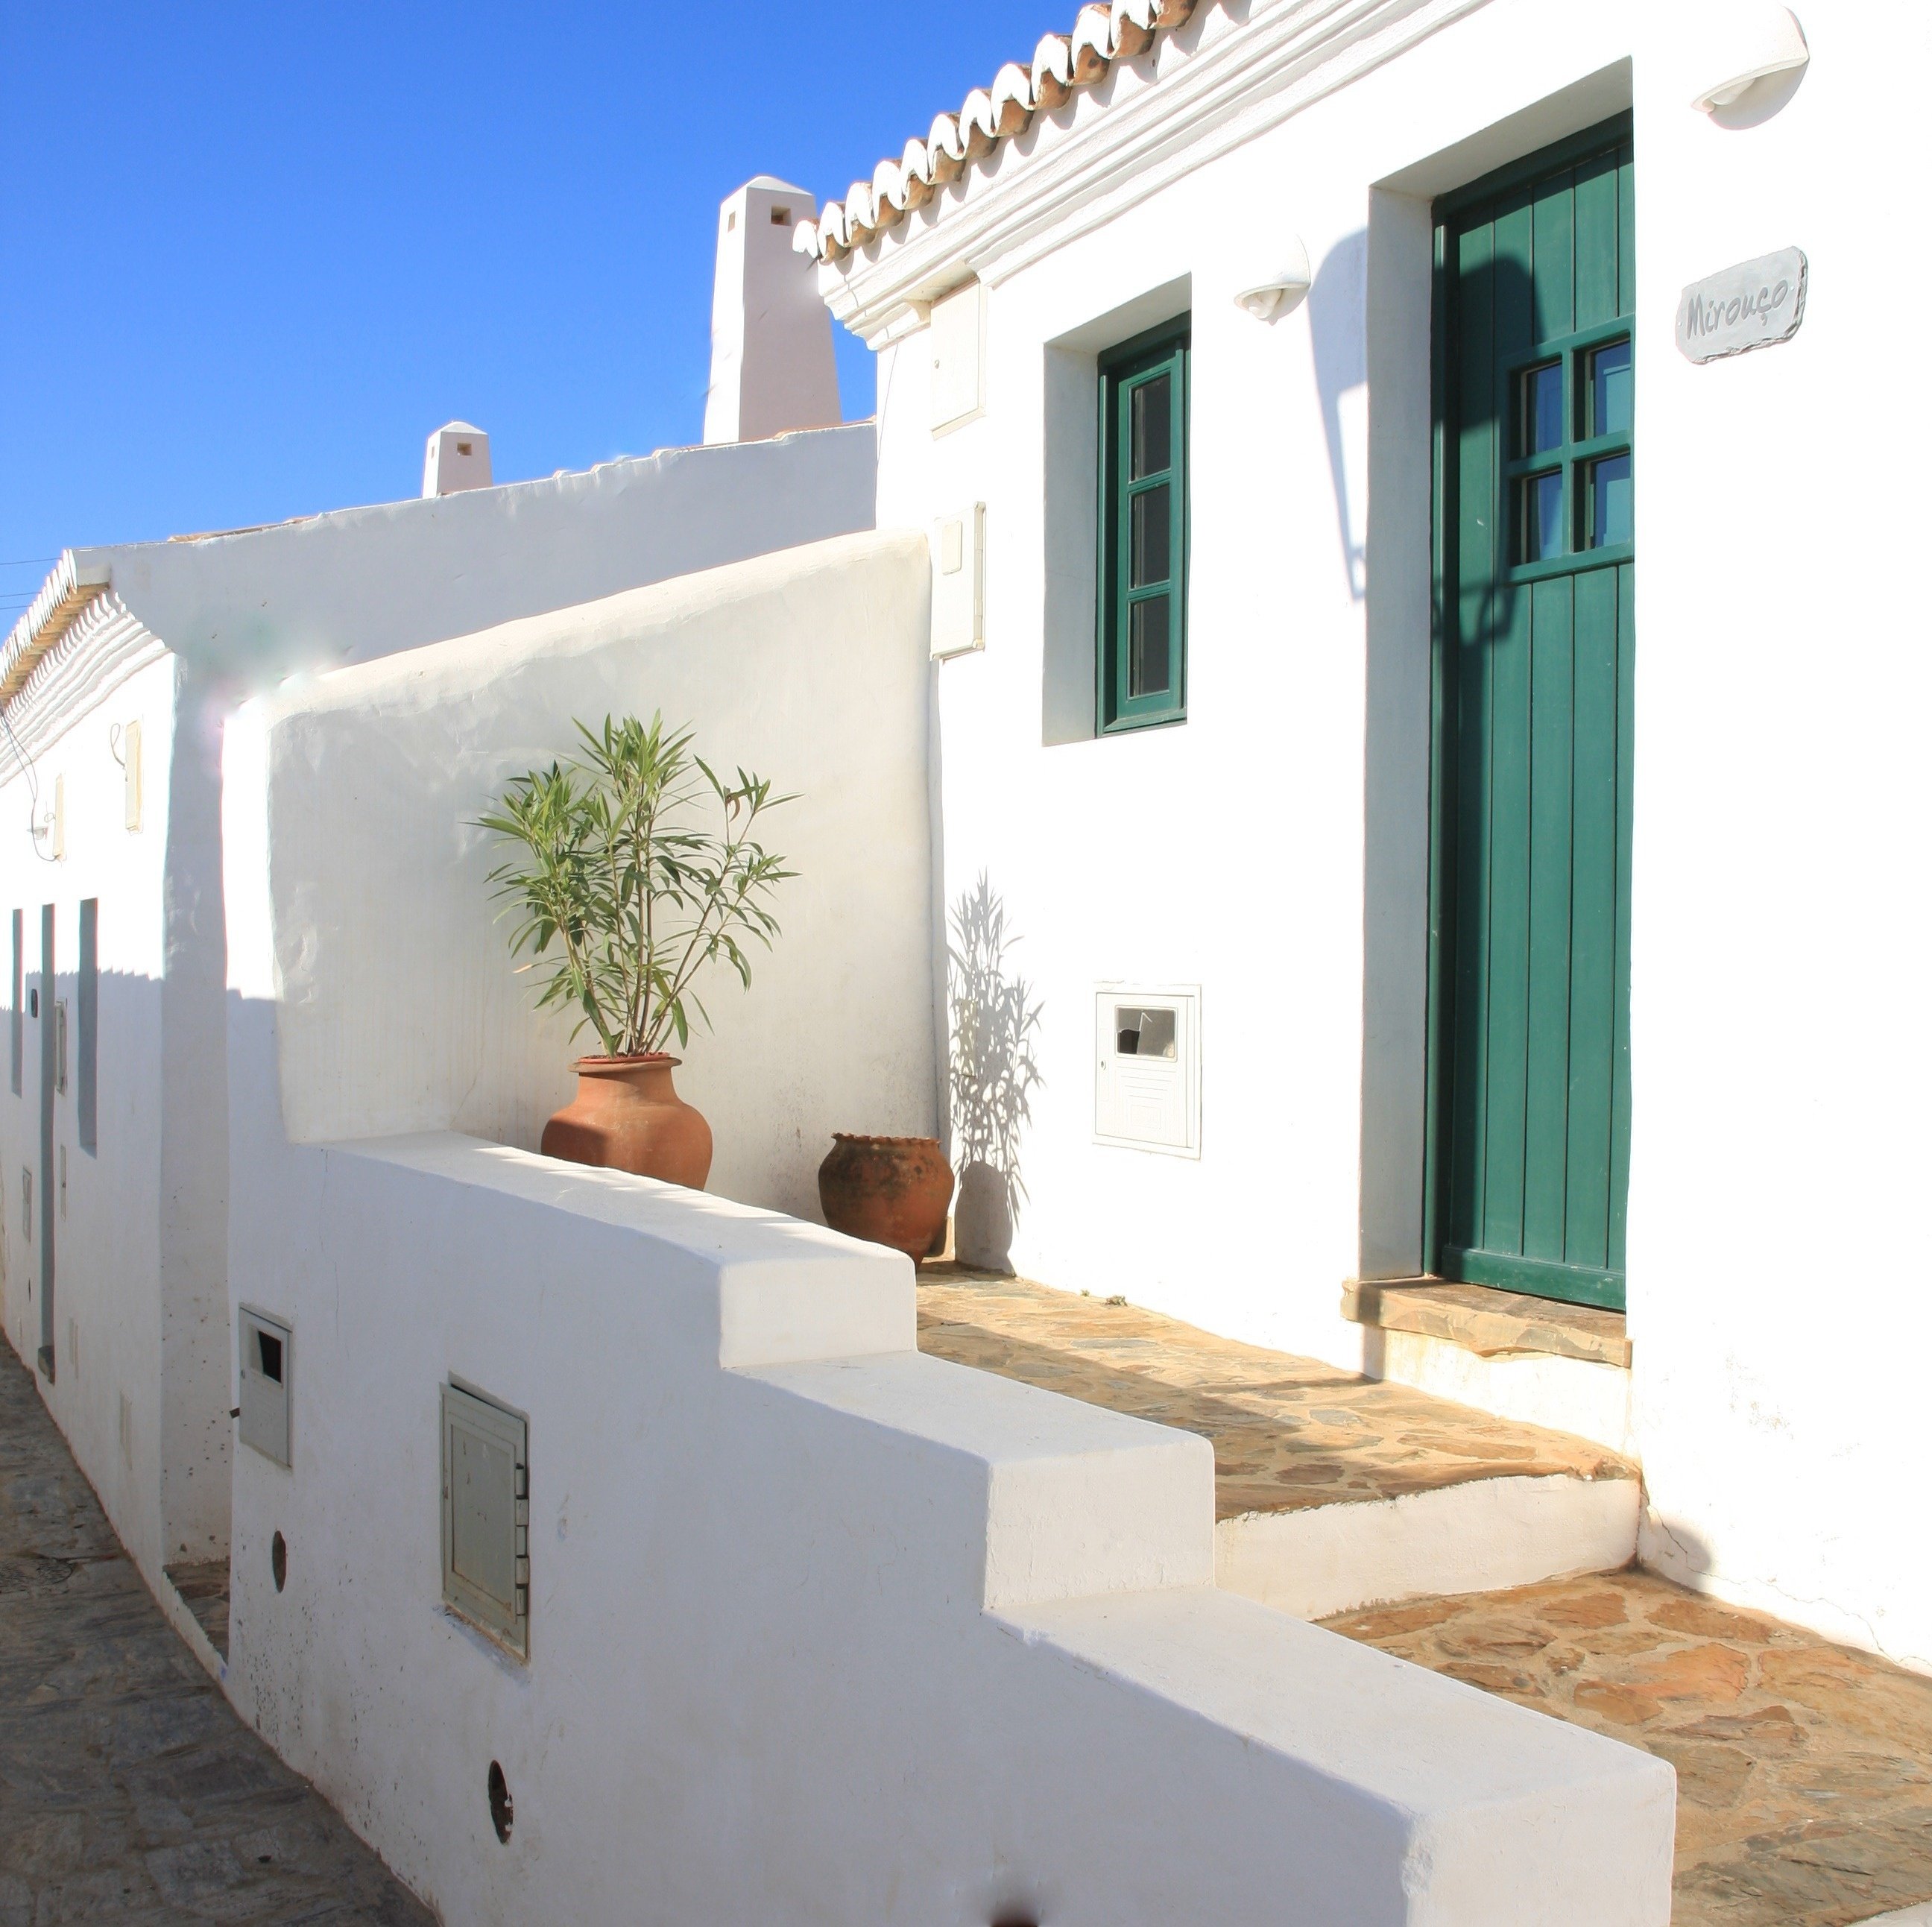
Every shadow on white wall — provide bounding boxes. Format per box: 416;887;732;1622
947;876;1043;1272
1309;228;1369;602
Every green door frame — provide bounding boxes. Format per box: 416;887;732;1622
1423;113;1635;1314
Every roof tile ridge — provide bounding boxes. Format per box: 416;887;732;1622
1032;32;1076;111
805;0;1210;265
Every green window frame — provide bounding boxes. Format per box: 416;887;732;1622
1098;318;1190;732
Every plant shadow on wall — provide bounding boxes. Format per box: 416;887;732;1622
947;877;1044;1272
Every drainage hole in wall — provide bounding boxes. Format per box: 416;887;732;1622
488;1761;514;1843
271;1531;287;1592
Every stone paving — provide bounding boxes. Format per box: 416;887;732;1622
1325;1569;1932;1927
0;1343;433;1926
917;1264;1633;1518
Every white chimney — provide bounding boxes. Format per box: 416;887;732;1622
704;177;842;446
423;421;492;497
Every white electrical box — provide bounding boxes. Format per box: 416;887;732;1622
932;503;986;657
239;1305;292;1467
441;1381;530;1659
929;280;984;434
1094;986;1201;1157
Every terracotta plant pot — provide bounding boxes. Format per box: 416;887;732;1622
540;1055;713;1189
818;1135;954;1261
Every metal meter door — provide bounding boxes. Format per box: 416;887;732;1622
1430;118;1635;1313
238;1306;293;1466
441;1382;529;1657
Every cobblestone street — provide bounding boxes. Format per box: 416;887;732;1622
0;1344;433;1926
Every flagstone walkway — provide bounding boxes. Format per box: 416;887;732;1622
919;1267;1932;1925
916;1264;1632;1515
0;1343;432;1926
1326;1569;1932;1927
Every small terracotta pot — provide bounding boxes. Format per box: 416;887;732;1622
818;1135;954;1261
541;1055;713;1189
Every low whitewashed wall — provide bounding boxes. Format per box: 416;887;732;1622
216;1106;1673;1923
239;529;937;1219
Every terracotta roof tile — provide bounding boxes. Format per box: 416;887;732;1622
796;0;1202;264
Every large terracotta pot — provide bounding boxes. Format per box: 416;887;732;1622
541;1055;713;1188
818;1134;954;1261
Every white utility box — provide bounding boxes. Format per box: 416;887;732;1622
1093;985;1202;1157
932;503;986;657
238;1305;292;1467
441;1381;530;1658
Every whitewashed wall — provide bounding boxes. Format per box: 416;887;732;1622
243;530;937;1218
0;644;180;1579
873;1;1650;1367
0;424;878;1606
221;681;1674;1918
92;423;877;691
865;0;1932;1669
1625;1;1932;1674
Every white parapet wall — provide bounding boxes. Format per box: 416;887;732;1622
220;530;1676;1924
233;529;938;1218
219;1129;1676;1925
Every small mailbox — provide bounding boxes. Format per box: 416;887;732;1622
238;1306;292;1467
441;1381;530;1659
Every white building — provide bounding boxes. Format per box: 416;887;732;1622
798;0;1929;1677
2;0;1925;1918
0;428;876;1608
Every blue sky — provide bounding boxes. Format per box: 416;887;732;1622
0;1;1058;615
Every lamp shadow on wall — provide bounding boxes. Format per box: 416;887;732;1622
946;877;1043;1273
1309;228;1368;603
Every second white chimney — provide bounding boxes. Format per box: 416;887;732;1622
704;178;842;446
423;421;492;497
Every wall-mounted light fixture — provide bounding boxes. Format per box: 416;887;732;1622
1234;235;1312;322
1691;5;1808;114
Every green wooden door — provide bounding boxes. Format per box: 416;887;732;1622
1430;119;1634;1313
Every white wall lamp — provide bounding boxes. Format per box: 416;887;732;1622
1234;234;1312;323
1691;5;1809;115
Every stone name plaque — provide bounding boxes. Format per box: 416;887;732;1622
1676;248;1808;364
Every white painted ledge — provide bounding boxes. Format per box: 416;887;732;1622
1218;1470;1642;1621
1007;1586;1677;1925
753;1350;1215;1607
324;1132;914;1369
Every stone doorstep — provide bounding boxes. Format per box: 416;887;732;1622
916;1270;1642;1621
1343;1276;1632;1369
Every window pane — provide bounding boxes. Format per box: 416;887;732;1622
1128;597;1170;698
1515;470;1564;564
1589;339;1632;438
1130;484;1171;588
1518;361;1563;457
1588;452;1632;548
1130;373;1171;479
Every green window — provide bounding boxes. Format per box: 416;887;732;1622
1099;318;1189;732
